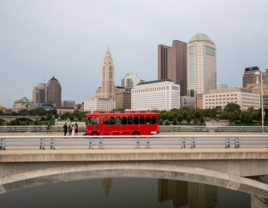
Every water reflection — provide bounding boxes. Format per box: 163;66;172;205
102;178;113;194
158;179;218;208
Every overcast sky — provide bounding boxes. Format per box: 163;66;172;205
1;0;268;108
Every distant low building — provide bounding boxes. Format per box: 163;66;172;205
13;97;35;112
35;102;56;110
48;107;75;115
217;82;228;89
180;96;194;109
62;100;75;108
5;108;12;113
0;106;6;114
203;87;260;111
131;79;180;111
84;98;115;112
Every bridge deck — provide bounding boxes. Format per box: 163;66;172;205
1;148;268;162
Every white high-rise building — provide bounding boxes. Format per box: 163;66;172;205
131;79;180;111
187;33;217;97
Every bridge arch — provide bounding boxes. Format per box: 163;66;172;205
0;162;267;198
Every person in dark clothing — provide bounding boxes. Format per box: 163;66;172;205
63;123;68;136
75;123;78;136
69;122;72;136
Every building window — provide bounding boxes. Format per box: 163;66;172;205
122;116;127;125
116;117;121;125
94;117;99;125
103;117;109;125
134;116;139;125
110;117;115;125
128;116;133;125
152;116;157;124
146;116;150;124
88;117;93;125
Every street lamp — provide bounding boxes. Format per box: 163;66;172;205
255;71;265;132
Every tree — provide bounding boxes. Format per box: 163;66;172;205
219;112;229;120
167;114;174;122
230;110;240;120
214;106;223;114
247;106;255;114
77;115;82;121
199;117;205;124
159;119;163;125
177;115;183;123
41;116;46;121
194;111;201;119
182;112;188;119
193;118;198;125
244;115;253;124
165;120;170;125
10;120;16;125
172;118;177;125
250;111;260;121
182;107;190;112
224;103;241;113
14;118;20;125
54;115;59;119
68;114;74;121
186;116;191;124
228;115;234;124
208;109;217;118
34;119;39;125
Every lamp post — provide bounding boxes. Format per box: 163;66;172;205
255;71;264;132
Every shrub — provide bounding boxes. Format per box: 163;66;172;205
14;118;20;125
254;123;261;126
193;118;198;125
34;119;39;125
41;116;46;121
228;116;234;124
186;116;191;124
165;120;170;125
172;118;177;125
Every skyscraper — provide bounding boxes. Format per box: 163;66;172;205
32;83;45;104
242;66;267;88
95;50;115;100
217;82;228;89
187;33;217;97
45;76;62;107
158;40;187;96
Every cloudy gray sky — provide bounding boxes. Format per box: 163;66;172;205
1;0;268;108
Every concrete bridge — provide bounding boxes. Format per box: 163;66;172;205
0;116;42;122
0;148;268;200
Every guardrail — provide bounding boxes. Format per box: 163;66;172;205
0;135;267;150
0;125;268;133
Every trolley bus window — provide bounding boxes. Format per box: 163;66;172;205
110;117;115;125
128;116;133;125
88;117;93;125
152;116;156;124
122;116;127;125
146;116;150;124
140;116;144;124
134;116;139;124
116;117;121;125
94;117;99;125
103;117;109;125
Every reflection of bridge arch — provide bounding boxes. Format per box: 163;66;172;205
0;162;267;198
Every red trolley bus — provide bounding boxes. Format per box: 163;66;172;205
85;111;159;135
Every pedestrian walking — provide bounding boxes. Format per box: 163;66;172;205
69;122;72;136
63;123;67;136
75;123;78;136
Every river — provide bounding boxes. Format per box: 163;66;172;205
0;175;267;208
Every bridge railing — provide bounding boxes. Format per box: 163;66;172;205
0;135;267;150
1;125;268;132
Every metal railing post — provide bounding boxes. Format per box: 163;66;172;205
145;138;150;149
98;137;103;150
225;137;230;148
0;138;5;150
181;137;186;149
191;137;195;149
39;138;44;150
88;138;93;149
135;137;140;149
235;137;240;148
50;137;54;150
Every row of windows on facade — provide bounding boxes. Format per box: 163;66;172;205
87;116;157;125
189;46;215;56
134;86;177;93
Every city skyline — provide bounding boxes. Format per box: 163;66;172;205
1;0;268;108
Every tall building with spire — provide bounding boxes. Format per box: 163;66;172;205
45;76;62;107
95;50;115;100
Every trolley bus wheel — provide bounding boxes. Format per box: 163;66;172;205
90;131;99;135
83;133;87;136
132;131;140;135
